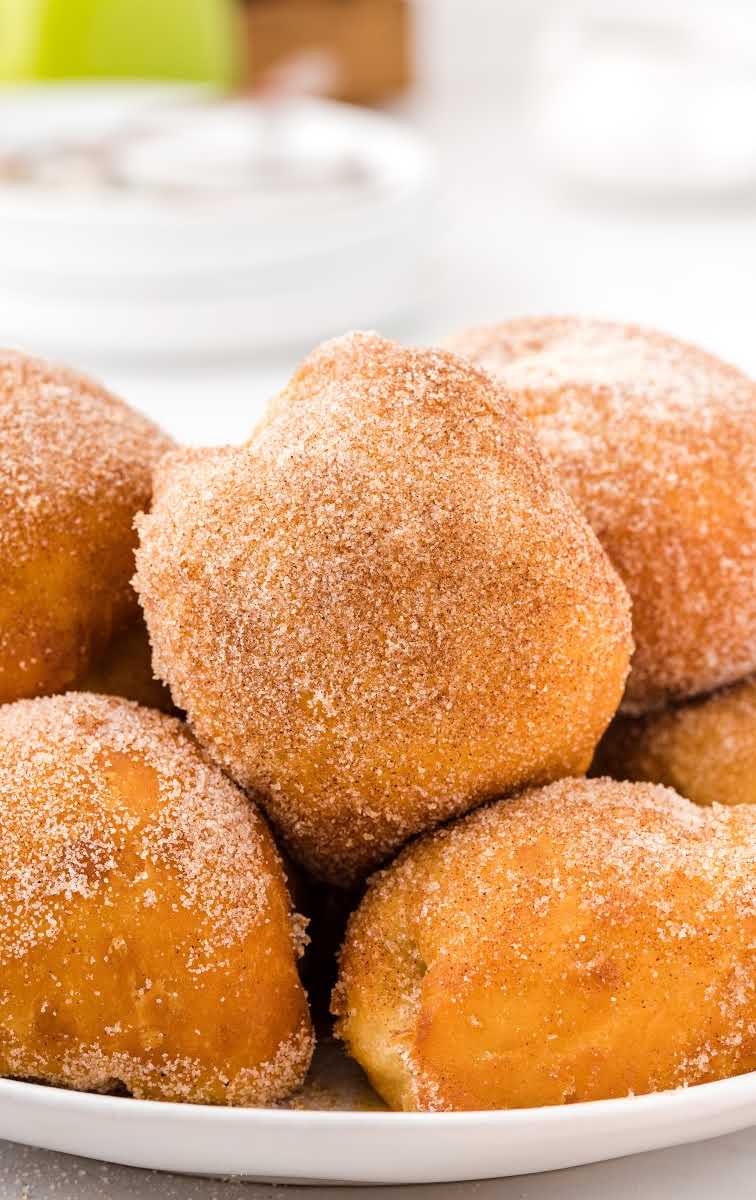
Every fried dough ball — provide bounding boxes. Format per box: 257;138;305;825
334;778;756;1111
72;619;174;713
0;352;173;705
595;675;756;807
0;693;313;1105
135;332;632;885
445;318;756;713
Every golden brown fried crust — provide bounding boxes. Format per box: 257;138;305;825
135;332;632;885
595;675;756;807
0;351;174;704
0;693;313;1105
445;317;756;713
334;778;756;1111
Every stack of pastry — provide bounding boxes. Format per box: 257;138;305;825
0;323;753;1112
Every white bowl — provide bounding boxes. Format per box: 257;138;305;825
0;85;436;358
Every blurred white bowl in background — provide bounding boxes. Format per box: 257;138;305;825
0;84;436;361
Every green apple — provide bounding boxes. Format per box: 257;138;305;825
0;0;238;84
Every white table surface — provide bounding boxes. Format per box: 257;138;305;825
3;7;756;1194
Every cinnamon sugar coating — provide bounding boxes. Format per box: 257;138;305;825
445;317;756;712
334;778;756;1111
135;332;632;885
595;674;756;807
0;693;313;1105
0;351;173;704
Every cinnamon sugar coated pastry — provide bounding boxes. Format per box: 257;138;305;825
135;332;632;885
595;675;756;807
0;693;313;1105
445;318;756;712
0;352;173;704
333;778;756;1111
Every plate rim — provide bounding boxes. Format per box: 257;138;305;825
1;1067;754;1125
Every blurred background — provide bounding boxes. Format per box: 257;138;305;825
2;0;756;441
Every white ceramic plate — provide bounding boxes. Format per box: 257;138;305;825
0;1069;754;1184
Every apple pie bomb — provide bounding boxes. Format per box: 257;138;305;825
595;674;756;808
445;318;756;713
0;694;313;1104
0;351;174;705
334;778;755;1111
135;333;633;886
